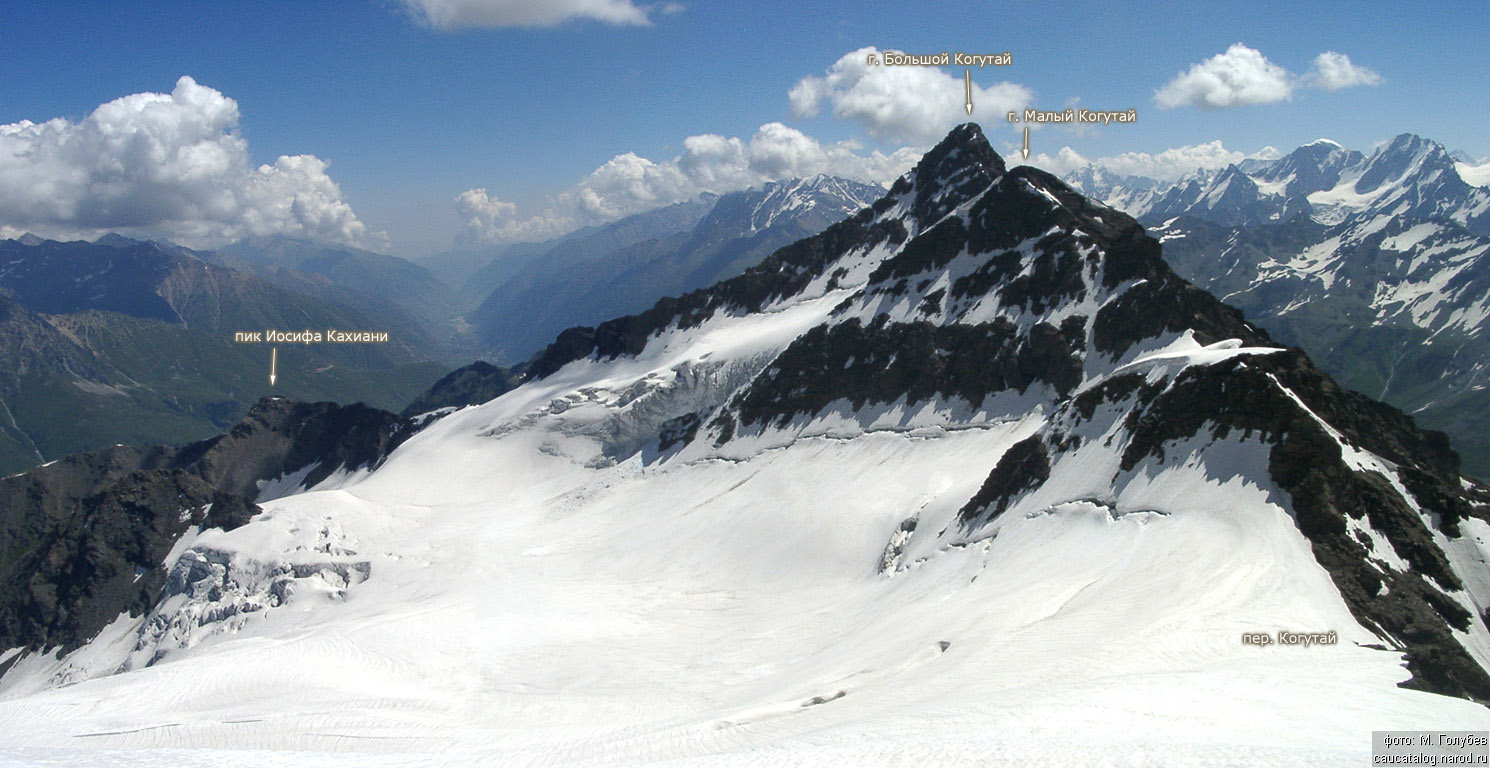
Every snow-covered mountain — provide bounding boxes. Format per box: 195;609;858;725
1082;134;1490;476
1068;133;1490;234
3;125;1489;765
468;174;883;363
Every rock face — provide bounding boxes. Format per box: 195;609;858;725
0;396;411;667
401;361;521;417
960;347;1490;701
529;123;1490;704
1064;135;1490;477
184;397;413;498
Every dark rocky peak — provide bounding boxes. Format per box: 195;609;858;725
1210;163;1256;190
1189;165;1285;227
525;123;1248;390
184;396;413;498
878;122;1006;227
1142;175;1210;221
93;232;145;248
723;157;1267;433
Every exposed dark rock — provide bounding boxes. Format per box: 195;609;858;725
402;361;521;417
730;317;1082;428
0;395;413;658
959;345;1490;703
657;412;703;453
184;397;413;498
0;470;256;655
958;436;1049;524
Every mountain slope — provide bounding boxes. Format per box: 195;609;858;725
1153;207;1490;476
1067;134;1490;476
469;176;881;363
2;125;1487;765
217;236;460;342
0;237;448;474
0;396;412;675
533;125;1490;699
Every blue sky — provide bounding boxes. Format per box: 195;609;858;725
2;1;1486;257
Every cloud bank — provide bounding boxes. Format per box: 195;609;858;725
457;122;919;244
0;76;376;249
1029;140;1256;182
789;47;1032;144
1154;44;1381;110
402;0;653;29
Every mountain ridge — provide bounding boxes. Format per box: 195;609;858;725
1085;133;1490;476
4;124;1489;760
523;124;1490;702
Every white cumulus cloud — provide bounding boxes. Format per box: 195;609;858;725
1030;140;1253;183
0;76;377;249
1155;44;1382;110
1306;51;1382;90
1025;147;1092;177
789;47;1032;144
402;0;652;29
457;122;920;244
1154;44;1294;109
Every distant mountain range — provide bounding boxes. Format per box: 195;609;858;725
454;175;884;362
1063;134;1490;476
0;175;894;476
6;126;1488;758
214;236;462;346
0;236;448;474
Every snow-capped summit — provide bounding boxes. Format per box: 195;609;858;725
1072;133;1490;235
1308;133;1488;227
1250;139;1364;200
3;124;1488;765
1142;134;1490;478
692;173;882;241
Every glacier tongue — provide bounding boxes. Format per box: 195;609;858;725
1;366;1483;764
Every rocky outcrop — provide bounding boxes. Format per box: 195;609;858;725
0;396;411;665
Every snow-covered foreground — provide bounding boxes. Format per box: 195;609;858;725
3;141;1489;764
2;348;1487;766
